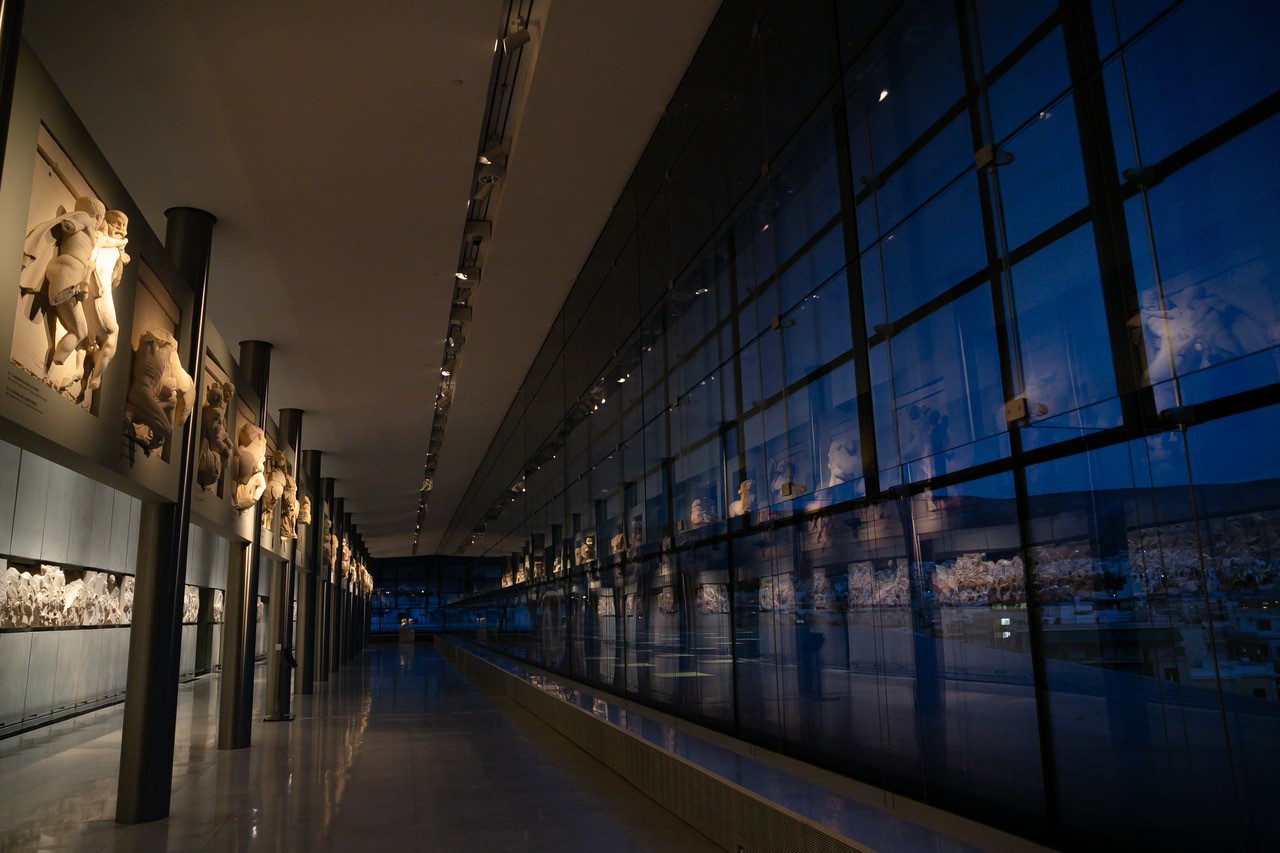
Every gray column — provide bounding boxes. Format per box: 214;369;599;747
194;586;213;674
265;408;302;720
295;450;322;695
116;207;215;824
217;340;273;750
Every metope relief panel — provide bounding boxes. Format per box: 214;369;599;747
11;127;132;412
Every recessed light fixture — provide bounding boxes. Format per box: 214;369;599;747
441;368;451;377
879;89;889;102
695;287;709;295
617;376;627;383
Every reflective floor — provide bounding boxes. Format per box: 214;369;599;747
0;645;717;851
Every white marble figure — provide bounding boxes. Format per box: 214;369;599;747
260;450;288;530
230;423;268;510
211;589;225;623
340;540;352;580
728;480;755;518
20;197;105;377
280;474;300;540
327;533;339;578
125;329;195;455
610;529;626;555
580;534;596;563
298;495;312;527
52;209;132;400
197;381;235;491
629;518;643;549
84;210;131;390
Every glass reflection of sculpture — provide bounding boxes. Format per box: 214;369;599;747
690;498;714;526
825;438;859;487
729;480;754;517
768;457;807;501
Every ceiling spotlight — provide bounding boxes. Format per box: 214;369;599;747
477;162;504;186
879;89;889;102
617;376;626;383
503;21;531;54
455;265;479;280
478;142;507;166
441;368;451;377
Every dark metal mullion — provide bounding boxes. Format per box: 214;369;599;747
1059;0;1152;429
956;0;1061;837
832;69;882;501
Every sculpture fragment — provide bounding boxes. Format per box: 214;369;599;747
197;381;234;491
125;329;194;455
279;474;300;539
260;450;288;529
230;423;267;510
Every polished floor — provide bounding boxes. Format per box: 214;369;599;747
0;644;718;852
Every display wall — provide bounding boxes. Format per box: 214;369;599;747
448;0;1280;847
0;42;298;734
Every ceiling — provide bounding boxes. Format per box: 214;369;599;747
22;0;721;556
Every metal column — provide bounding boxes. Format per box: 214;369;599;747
217;339;272;750
115;207;214;823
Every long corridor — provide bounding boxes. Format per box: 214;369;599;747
0;644;717;852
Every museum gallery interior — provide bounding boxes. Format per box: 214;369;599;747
0;0;1278;850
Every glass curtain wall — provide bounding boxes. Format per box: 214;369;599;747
449;0;1280;846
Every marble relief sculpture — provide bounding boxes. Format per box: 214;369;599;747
211;589;225;623
1;564;135;627
325;522;338;578
340;540;352;580
260;450;288;529
18;197;132;406
182;585;200;623
298;496;312;527
728;480;755;518
124;329;194;455
359;566;373;596
197;381;234;491
321;518;334;566
279;474;300;539
610;529;626;555
230;423;268;510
